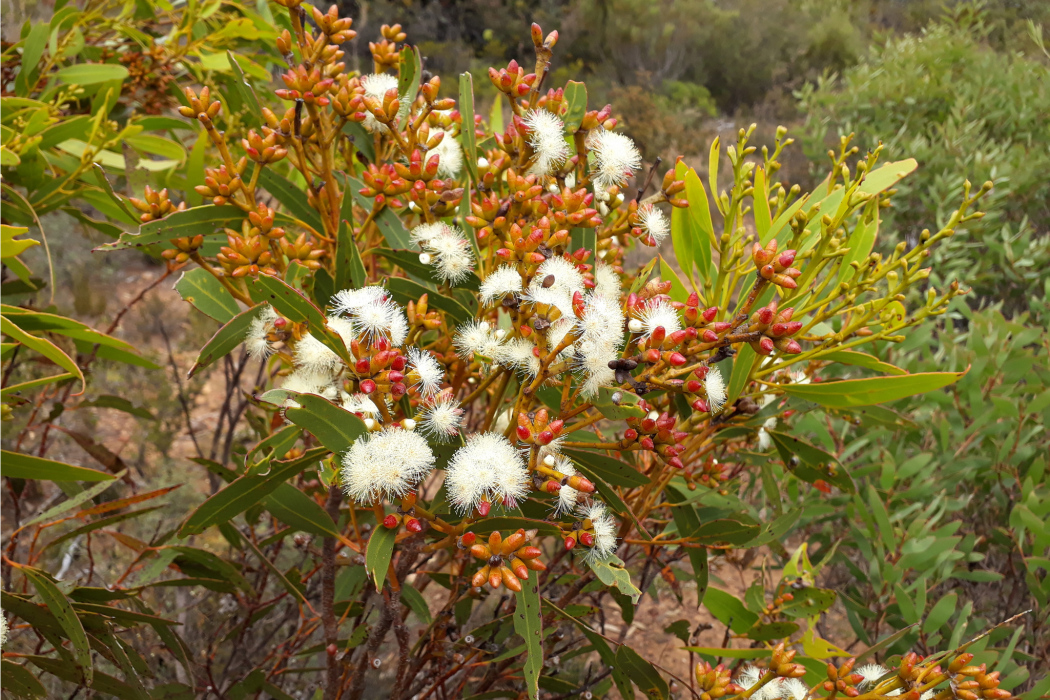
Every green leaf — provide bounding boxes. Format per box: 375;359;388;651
226;51;263;124
189;303;263;376
98;204;243;251
1;224;39;258
923;593;958;635
263;484;341;538
458;72;478;182
365;525;397;591
258;390;368;454
660;255;689;304
684;647;771;659
387;276;473;325
1;316;84;394
400;584;432;624
125;133;186;162
703;587;759;634
747;621;800;642
175;268;241;322
55;63;129;85
257;168;325;235
1;659;47;698
1;450;116;482
592;386;647;420
781;369;968;408
563;449;649;488
464;517;562;538
615;644;669;700
513;574;543;700
769;430;855;493
753;167;772;239
726;344;757;408
248;275;352;365
349;181;412;248
178;448;326;536
544;600;634;698
588;553;641;604
691;517;762;546
814;350;906;376
19;565;93;684
397;46;422;117
15;22;49;95
836;200;879;287
335;174;367;290
666;489;709;607
780;587;836;618
562;81;588;132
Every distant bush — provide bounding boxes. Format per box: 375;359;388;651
798;11;1050;313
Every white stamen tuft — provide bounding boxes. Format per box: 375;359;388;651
341;428;435;503
523;109;571;176
587;129;642;194
445;432;529;514
479;265;524;305
636;203;670;246
418;395;464;442
407;347;444;398
705;366;727;414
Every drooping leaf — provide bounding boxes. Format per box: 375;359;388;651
814;350;906;376
98;204;243;251
615;644;669;700
174;267;241;322
386;277;473;325
178;447;326;536
189;303;263;376
77;395;155;420
248;275;352;365
1;316;84;394
563;449;649;488
17;565;93;684
780;370;967;408
703;587;759;634
365;524;397;591
263;484;341;538
458;72;478;182
513;574;543;700
1;450;116;482
55;63;129;85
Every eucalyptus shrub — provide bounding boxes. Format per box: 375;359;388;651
1;2;1040;699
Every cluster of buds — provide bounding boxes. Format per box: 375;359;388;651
369;24;406;71
753;239;802;289
310;4;356;43
770;642;808;678
381;492;424;532
824;657;864;697
247;203;286;241
550;186;601;230
488;59;538;99
537;455;595;496
217;228;275;278
405;295;443;332
177;85;221;126
279;233;326;271
496;219;570;267
276;64;335;105
692;456;728;486
659;166;689;208
746;301;803;355
129;185;185;223
683;296;730;341
694;662;741;700
242;129;287;166
195;163;246;206
465;530;545;592
346;337;407;398
360;163;411;204
623;406;688;468
515;408;565;446
395;149;464;215
945;654;1011;700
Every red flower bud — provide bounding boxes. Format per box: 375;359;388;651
383;514;399;529
360;379;377;394
579;531;595;547
405;517;423;533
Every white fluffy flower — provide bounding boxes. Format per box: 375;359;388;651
574;294;624;396
592;262;621;300
780;678;809;700
341;428;435;503
341;392;380;417
587;129;642;193
454;320;506;362
281;369;338;405
636;203;670;246
523;285;575;321
415;224;474;284
331;286;388;315
361;73;405;133
418;395;463;441
445;432;529;513
705;366;727;414
293;334;341;374
331;288;408;346
738;667;782;700
500;337;541;377
408;347;444;397
578;501;617;560
523;109;570;176
856;665;891;690
548;455;581;515
479;265;523;305
427;128;463;178
245;305;279;360
326;315;357;353
1;610;7;647
535;256;585;299
630;299;681;337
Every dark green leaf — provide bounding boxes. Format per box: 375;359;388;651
335;174;367;290
263;483;340;538
248;275;352;365
1;659;47;698
1;450;116;482
780;369;968;409
174;268;240;323
365;525;397;591
563;449;649;488
780;587;836;618
387;277;473;325
703;587;758;634
20;566;93;684
615;644;669;700
98;204;242;251
769;431;855;494
77;395;155;420
458;73;478;181
257;167;324;235
189;303;261;376
513;574;543;700
258;390;367;453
